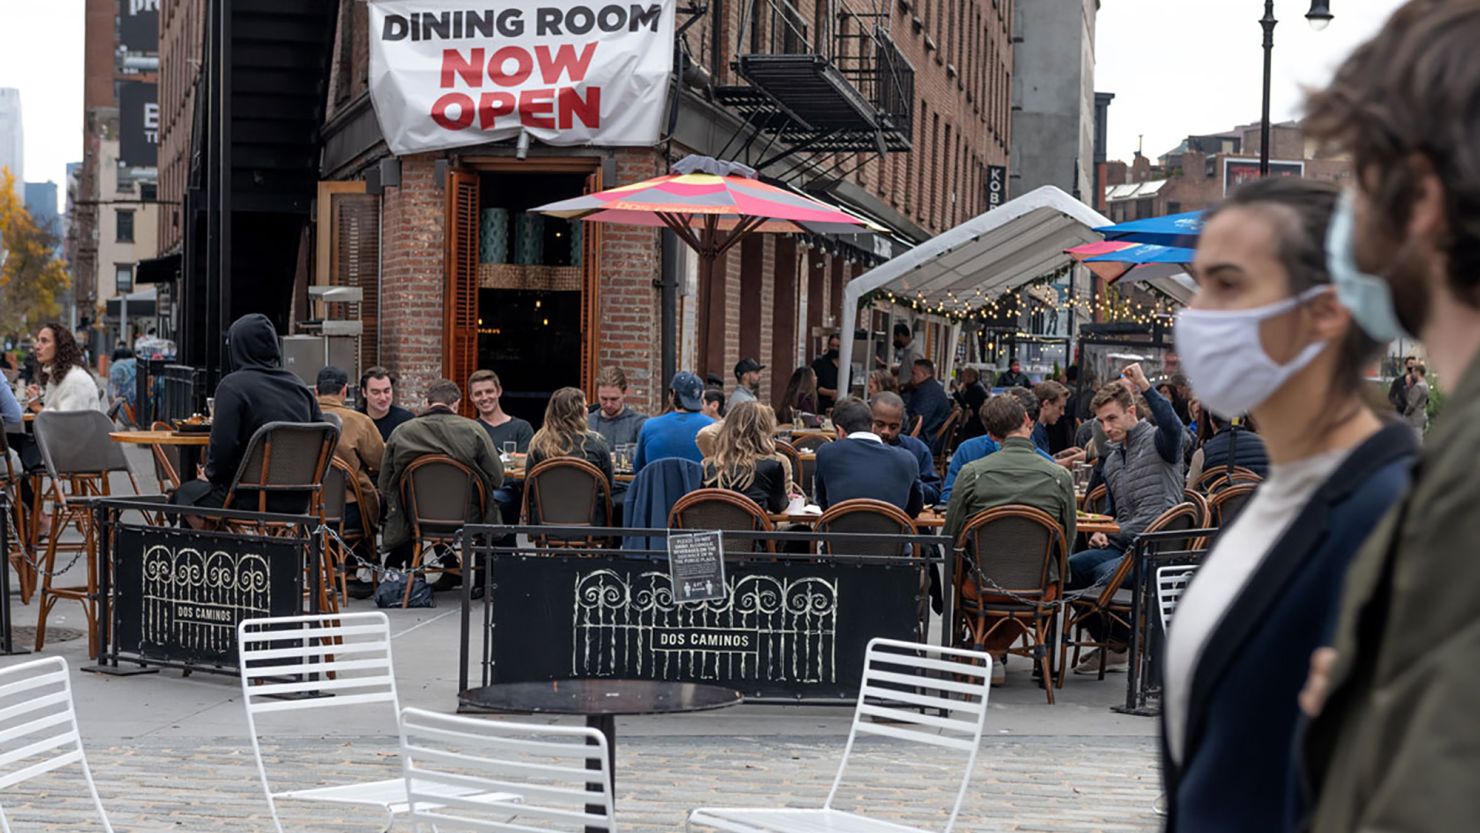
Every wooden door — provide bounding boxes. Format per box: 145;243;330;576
579;167;603;395
444;169;480;415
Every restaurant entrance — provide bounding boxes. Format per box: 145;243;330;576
444;158;603;425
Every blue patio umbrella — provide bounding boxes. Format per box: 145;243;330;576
1093;211;1204;248
1085;243;1197;265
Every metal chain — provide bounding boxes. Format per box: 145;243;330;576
2;505;87;579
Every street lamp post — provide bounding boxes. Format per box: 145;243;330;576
1260;1;1334;176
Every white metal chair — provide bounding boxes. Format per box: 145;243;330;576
0;657;114;833
238;612;516;833
687;638;992;833
400;707;612;832
1156;564;1199;633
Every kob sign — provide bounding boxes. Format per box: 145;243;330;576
368;0;676;155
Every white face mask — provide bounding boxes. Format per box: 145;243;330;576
1174;286;1330;417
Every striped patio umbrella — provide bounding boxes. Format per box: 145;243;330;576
534;155;873;375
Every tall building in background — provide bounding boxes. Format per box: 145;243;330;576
1010;0;1098;203
69;0;160;348
23;181;59;234
0;88;22;182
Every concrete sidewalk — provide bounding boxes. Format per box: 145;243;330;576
0;447;1161;831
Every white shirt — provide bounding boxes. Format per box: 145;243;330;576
846;431;882;443
1164;446;1351;765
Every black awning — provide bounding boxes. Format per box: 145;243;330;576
136;252;181;284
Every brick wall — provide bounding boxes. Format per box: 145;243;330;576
378;153;446;406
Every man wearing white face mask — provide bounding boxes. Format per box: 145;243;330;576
1295;4;1480;830
1157;177;1418;833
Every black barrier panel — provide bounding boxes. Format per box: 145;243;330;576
483;553;924;701
113;524;304;668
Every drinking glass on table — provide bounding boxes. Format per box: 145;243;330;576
206;397;215;420
502;441;517;457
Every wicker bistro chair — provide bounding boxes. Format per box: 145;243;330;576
1182;489;1212;528
0;425;33;606
1062;501;1205;683
318;458;373;610
148;420;183;491
219;421;340;528
668;488;775;554
773;440;806;498
1080;483;1108;514
398;455;490;607
520;457;613;549
1208;482;1257;527
31;410;142;656
818;498;927;638
953;505;1068;704
1195;465;1263;495
790;432;833;453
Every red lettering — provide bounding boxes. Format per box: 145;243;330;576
431;92;476;130
534;43;598;84
440;48;484;88
518;88;556;129
558;86;601;130
488;46;533;87
478;92;516;130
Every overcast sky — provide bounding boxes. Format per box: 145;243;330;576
0;0;1412;216
1097;0;1408;163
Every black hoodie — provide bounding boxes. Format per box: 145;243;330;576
205;314;322;487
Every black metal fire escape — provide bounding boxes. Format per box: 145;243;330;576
714;0;914;176
179;0;337;373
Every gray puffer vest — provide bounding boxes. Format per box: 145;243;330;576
1103;420;1183;546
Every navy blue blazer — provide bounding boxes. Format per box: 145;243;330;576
1160;421;1417;833
892;433;943;506
813;436;924;518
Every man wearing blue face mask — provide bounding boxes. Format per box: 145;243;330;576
1296;4;1480;830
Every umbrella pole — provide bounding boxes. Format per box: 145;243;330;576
695;216;720;379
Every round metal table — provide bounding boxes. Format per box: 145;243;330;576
461;679;742;826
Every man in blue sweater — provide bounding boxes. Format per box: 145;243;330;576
633;372;713;471
869;392;942;505
940;386;1057;503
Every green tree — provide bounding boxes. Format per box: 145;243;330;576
0;167;70;335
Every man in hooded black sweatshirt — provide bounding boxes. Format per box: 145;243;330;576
173;314;323;511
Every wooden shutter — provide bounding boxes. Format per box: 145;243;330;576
579;166;603;395
331;193;381;373
444;169;481;416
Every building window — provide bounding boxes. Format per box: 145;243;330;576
116;264;134;293
1167;201;1182;214
117;210;135;243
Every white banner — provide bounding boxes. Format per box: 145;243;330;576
368;0;675;155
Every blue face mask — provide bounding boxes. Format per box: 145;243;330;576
1327;189;1408;342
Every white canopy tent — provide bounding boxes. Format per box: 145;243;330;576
838;186;1112;396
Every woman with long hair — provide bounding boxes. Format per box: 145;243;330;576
528;386;614;486
24;322;102;413
777;367;817;424
701;401;788;512
866;369;900;396
1159;177;1418;831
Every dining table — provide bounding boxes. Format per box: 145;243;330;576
108;429;211;484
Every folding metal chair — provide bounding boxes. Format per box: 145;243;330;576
687;639;992;833
0;657;114;832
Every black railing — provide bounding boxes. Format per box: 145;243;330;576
1113;528;1214;716
161;364;207;423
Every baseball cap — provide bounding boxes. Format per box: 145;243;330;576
734;357;765;379
671;371;705;411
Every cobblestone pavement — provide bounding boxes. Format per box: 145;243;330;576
3;733;1160;832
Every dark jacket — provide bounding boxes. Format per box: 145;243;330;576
907;378;952;447
205;315;322;494
703;458;787;513
623;457;705;552
1303;357;1480;833
953;381;989;440
891;433;943;506
378;406;504;548
1201;426;1270;478
1161;422;1417;833
814;435;923;517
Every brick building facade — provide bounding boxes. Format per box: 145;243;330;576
152;0;1015;421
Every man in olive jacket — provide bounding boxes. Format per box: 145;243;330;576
1298;5;1480;830
378;378;503;554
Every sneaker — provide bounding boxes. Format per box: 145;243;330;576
991;656;1006;687
1073;648;1130;675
